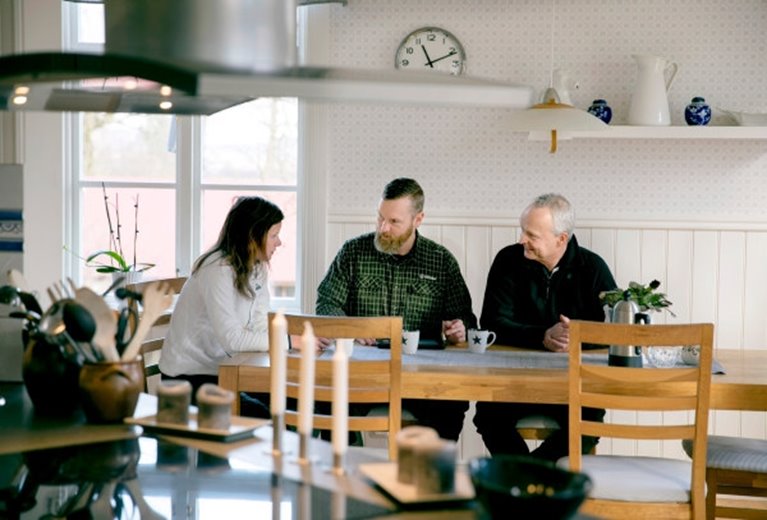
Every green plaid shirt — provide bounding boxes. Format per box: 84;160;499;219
316;231;477;341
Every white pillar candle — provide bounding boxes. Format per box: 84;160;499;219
332;342;349;456
270;311;288;415
297;321;316;436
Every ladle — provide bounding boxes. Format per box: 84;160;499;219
74;288;120;362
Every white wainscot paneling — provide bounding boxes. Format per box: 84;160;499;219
325;215;767;455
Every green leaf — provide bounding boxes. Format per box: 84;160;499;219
86;250;129;271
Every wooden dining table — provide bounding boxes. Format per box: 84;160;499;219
218;346;767;415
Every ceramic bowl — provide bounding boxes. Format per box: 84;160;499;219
719;108;767;126
469;455;592;520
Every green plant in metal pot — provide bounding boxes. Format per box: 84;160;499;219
599;279;675;316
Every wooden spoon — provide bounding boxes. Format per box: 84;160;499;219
75;287;120;362
7;268;29;291
121;282;174;361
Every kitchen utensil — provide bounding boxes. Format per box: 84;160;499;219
115;306;138;357
62;300;102;362
37;299;84;363
0;284;21;306
627;54;678;126
7;269;30;292
75;288;120;362
121;282;174;361
17;291;43;315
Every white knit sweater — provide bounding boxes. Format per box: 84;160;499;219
160;254;270;377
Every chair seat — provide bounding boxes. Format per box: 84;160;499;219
558;455;692;502
516;415;560;429
684;435;767;472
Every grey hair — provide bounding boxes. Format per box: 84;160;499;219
523;193;574;236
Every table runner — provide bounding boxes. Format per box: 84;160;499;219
320;345;726;374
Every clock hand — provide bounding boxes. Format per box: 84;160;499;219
421;45;435;68
428;50;458;65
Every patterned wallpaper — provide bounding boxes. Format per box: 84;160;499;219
321;0;767;222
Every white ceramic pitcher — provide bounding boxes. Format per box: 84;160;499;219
627;54;678;126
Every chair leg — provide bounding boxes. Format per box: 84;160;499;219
706;468;718;520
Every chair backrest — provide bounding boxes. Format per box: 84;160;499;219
567;320;714;518
126;276;187;393
270;312;403;461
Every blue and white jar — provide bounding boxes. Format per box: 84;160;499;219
685;96;711;126
587;99;612;124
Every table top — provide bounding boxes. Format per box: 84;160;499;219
0;383;500;519
218;346;767;411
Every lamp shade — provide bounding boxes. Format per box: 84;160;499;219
509;87;608;152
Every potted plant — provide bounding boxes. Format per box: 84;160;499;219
599;279;675;317
600;280;677;368
86;183;154;284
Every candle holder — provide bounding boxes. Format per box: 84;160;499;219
271;413;284;456
331;452;345;476
298;431;312;465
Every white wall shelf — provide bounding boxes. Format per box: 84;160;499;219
528;126;767;141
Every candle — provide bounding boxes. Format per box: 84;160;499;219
196;383;235;431
270;311;288;415
297;321;316;436
156;379;192;425
332;341;349;456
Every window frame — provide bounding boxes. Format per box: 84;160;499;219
64;4;305;312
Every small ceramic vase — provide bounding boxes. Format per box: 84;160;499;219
587;99;612;124
685;96;711;126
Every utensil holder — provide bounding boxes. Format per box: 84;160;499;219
79;357;143;423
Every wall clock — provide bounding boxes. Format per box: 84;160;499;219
394;27;466;76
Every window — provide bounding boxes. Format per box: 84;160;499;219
66;4;300;308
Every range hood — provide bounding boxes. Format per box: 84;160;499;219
0;0;535;115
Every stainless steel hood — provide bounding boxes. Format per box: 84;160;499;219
0;0;535;115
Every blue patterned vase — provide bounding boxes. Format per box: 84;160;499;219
587;99;612;124
685;96;711;126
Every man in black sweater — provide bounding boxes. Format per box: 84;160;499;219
474;193;617;461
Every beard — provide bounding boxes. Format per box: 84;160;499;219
375;224;415;254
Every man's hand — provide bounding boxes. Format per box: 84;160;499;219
542;315;570;352
296;334;332;352
442;319;466;344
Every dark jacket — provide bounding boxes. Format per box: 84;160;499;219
480;235;617;348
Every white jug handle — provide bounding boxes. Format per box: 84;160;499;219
486;331;496;347
665;62;679;91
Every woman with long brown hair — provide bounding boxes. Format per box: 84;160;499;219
160;196;283;414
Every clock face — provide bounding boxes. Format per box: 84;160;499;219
395;27;466;76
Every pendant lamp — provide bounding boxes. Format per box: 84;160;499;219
509;0;607;153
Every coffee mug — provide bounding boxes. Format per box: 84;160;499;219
467;329;496;353
402;330;420;355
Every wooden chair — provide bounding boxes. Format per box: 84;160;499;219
683;435;767;519
561;320;714;520
271;313;403;461
125;276;187;393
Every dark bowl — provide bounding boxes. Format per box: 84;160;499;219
469;455;592;520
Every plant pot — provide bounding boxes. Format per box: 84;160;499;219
112;270;144;287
